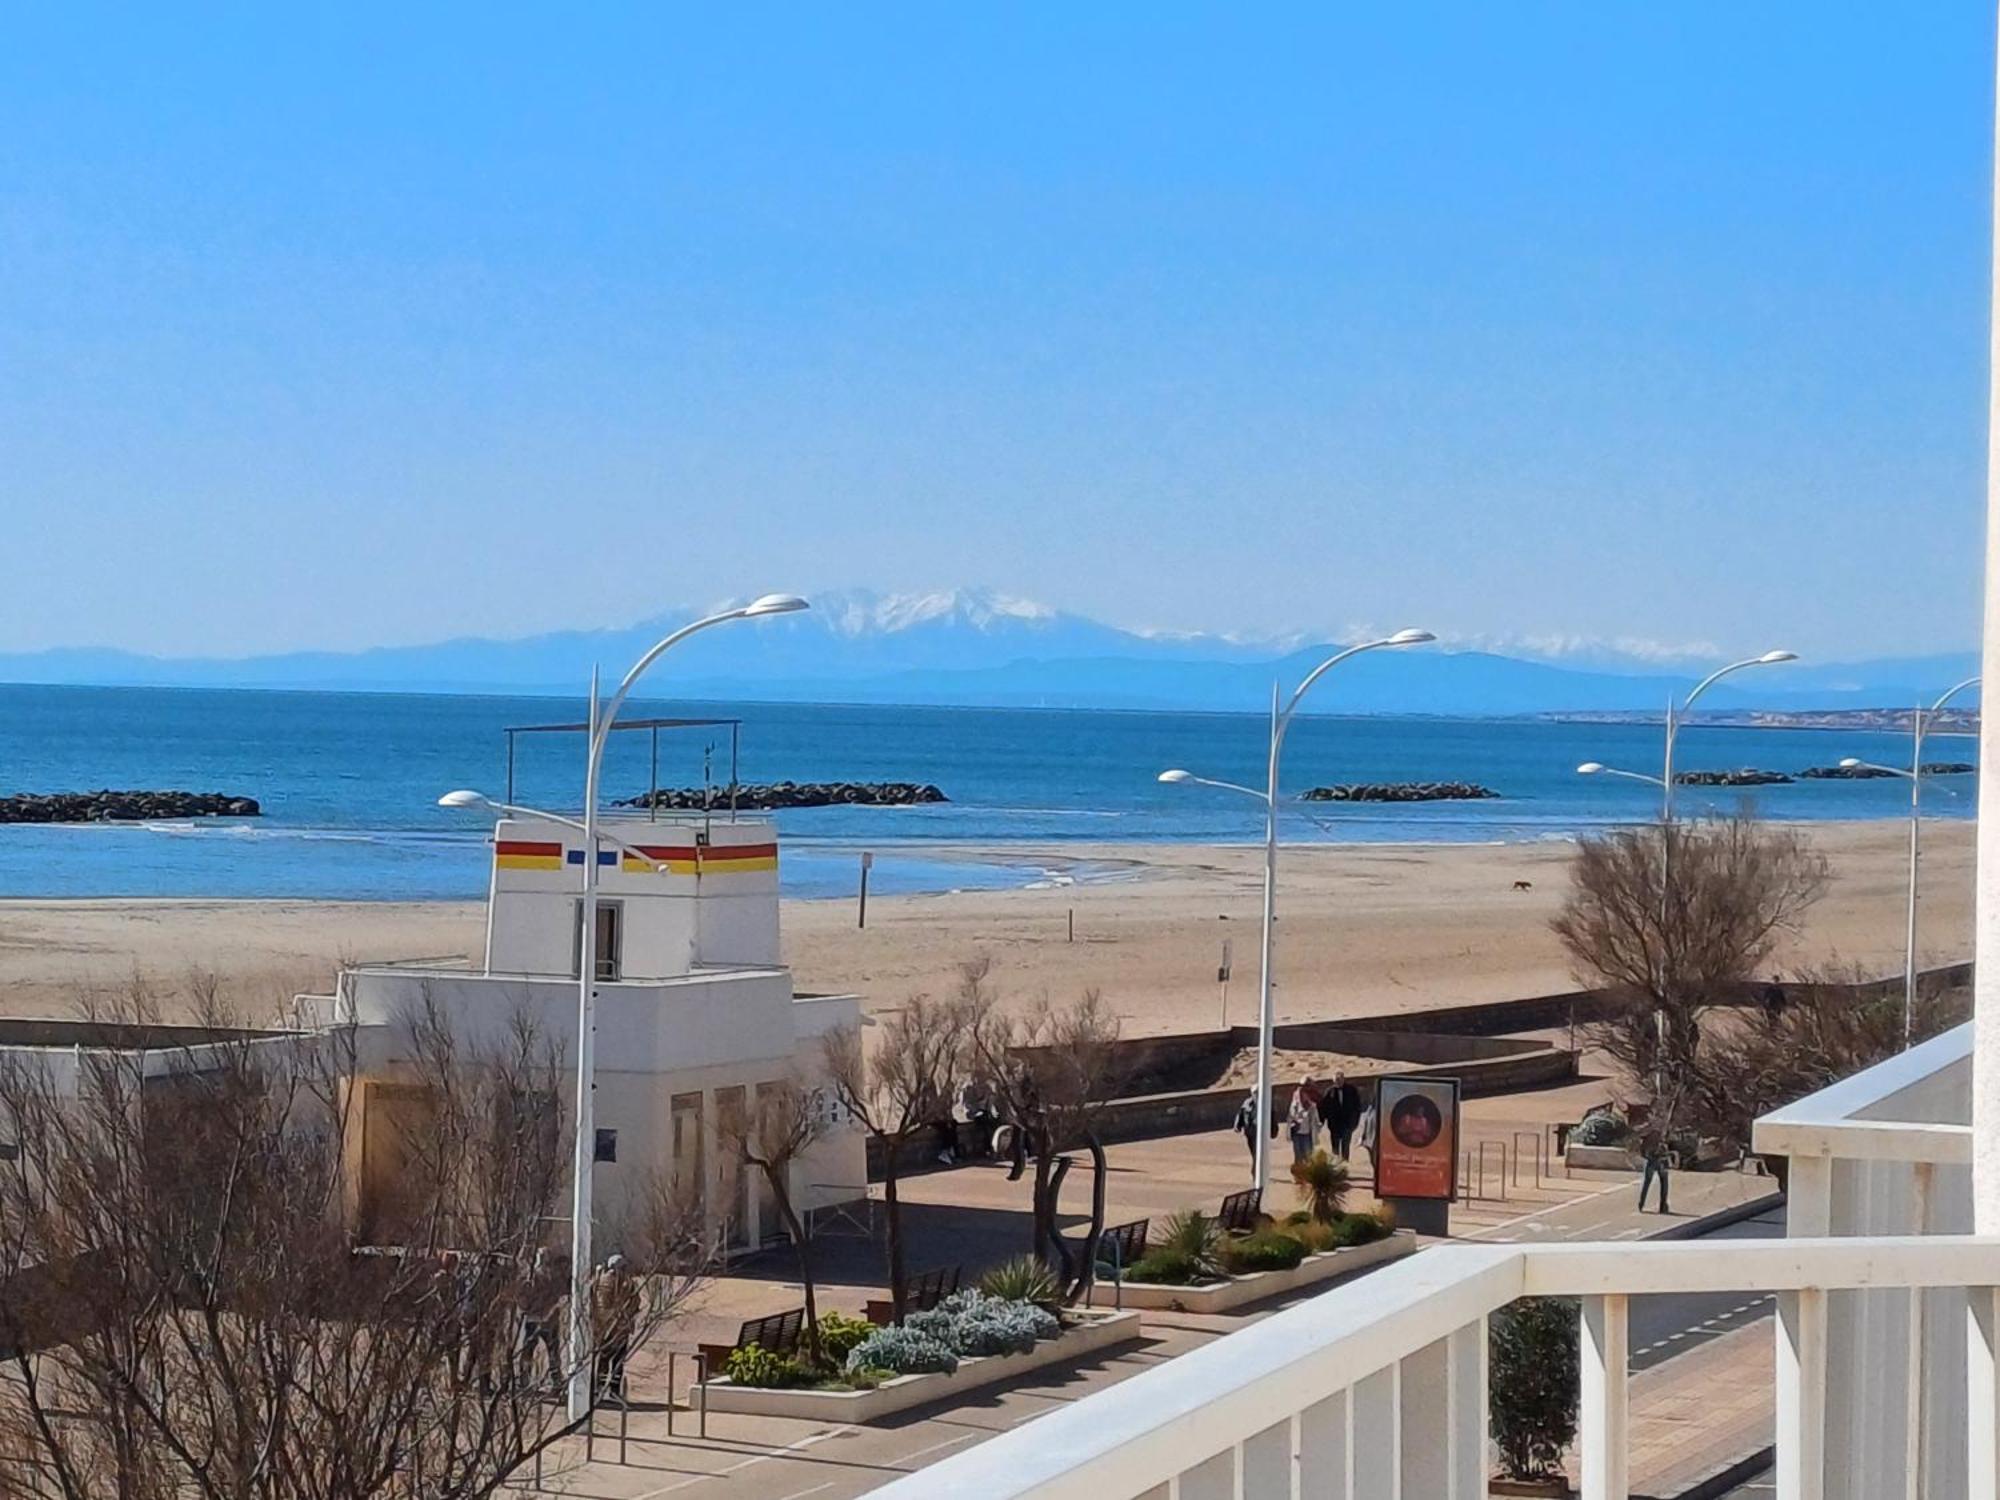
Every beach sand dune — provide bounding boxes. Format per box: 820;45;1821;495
0;820;1969;1033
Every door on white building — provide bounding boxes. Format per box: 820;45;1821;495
752;1081;784;1245
670;1091;704;1223
713;1086;752;1251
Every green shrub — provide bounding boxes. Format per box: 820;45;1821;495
1572;1109;1634;1148
1154;1209;1224;1280
1125;1247;1208;1285
1325;1211;1392;1248
724;1344;813;1389
1289;1148;1352;1224
1218;1230;1308;1275
817;1311;877;1366
1489;1297;1580;1481
979;1254;1063;1308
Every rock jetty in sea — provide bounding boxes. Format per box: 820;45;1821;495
1300;782;1499;803
616;781;948;811
1673;768;1793;787
1800;764;1898;780
1922;762;1976;775
0;790;262;824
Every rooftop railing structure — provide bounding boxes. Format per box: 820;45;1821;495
874;1025;1997;1500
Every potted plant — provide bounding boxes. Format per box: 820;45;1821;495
1489;1297;1579;1497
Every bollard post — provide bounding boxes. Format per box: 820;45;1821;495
666;1350;676;1437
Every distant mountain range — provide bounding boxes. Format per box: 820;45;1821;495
0;588;1982;717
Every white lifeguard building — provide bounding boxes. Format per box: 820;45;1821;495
324;803;865;1254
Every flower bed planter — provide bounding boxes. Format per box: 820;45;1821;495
1489;1478;1574;1497
699;1307;1142;1422
1096;1229;1417;1314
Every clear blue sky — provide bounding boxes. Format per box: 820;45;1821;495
1;4;1992;661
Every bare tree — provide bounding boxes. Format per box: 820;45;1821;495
715;1073;830;1365
1552;812;1829;1091
1689;968;1970;1160
962;965;1124;1304
821;994;968;1322
0;985;703;1499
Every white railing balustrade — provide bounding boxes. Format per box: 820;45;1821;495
868;1235;2000;1500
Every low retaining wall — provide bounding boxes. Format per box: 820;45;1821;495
699;1308;1142;1422
1092;1230;1416;1315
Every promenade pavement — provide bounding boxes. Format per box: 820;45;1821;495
530;1075;1779;1499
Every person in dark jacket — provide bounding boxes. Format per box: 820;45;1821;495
1317;1071;1364;1159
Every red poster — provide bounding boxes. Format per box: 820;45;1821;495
1375;1076;1461;1201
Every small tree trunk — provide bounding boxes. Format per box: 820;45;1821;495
1039;1154;1075;1287
767;1168;820;1367
1068;1134;1109;1305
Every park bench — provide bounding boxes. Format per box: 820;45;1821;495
697;1306;807;1376
1093;1218;1150;1275
864;1263;963;1324
1216;1187;1263;1236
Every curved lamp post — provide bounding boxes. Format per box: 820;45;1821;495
1157;627;1434;1196
449;593;808;1421
1837;673;1980;1048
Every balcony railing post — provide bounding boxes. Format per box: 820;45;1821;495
1777;1287;1828;1500
1581;1293;1630;1500
1970;1285;2000;1500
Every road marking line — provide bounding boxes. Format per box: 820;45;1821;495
630;1426;855;1497
775;1485;835;1500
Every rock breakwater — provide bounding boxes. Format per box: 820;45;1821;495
0;790;262;824
617;781;948;811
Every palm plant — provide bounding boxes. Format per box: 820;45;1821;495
1154;1208;1225;1280
1290;1148;1351;1224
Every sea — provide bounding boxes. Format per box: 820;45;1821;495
0;683;1975;902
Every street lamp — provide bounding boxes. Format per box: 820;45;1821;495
1157;626;1434;1197
1575;761;1666;790
1662;651;1798;820
1837;674;1980;1048
449;593;807;1421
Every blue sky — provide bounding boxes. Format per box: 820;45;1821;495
0;4;1992;662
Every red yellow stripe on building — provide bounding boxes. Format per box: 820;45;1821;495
621;842;779;876
493;839;564;871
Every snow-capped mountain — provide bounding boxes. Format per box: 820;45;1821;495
0;588;1978;714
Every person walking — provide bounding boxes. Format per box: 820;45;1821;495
1233;1089;1261;1179
1357;1096;1379;1175
1318;1071;1363;1159
589;1255;641;1404
1638;1119;1674;1214
516;1248;566;1396
1287;1087;1317;1164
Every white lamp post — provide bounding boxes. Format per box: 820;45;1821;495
1158;627;1434;1197
447;594;807;1421
1661;651;1798;819
1836;675;1980;1048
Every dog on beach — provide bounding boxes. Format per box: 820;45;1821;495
1512;879;1533;892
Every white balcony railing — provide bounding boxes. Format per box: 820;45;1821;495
871;1234;2000;1500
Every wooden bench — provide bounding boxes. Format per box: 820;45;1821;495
1217;1187;1263;1236
1094;1218;1150;1274
864;1264;963;1325
697;1306;807;1376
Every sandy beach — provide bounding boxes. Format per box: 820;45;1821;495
0;820;1971;1033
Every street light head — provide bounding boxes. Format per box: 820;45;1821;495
1385;629;1436;646
1757;650;1798;665
437;789;493;810
743;593;811;617
1576;762;1605;775
1838;758;1863;769
1158;769;1193;784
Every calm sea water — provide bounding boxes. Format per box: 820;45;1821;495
0;684;1975;900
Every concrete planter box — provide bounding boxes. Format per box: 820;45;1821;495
700;1307;1142;1422
1095;1230;1417;1314
1563;1144;1638;1171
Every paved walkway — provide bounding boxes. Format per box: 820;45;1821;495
516;1046;1781;1499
